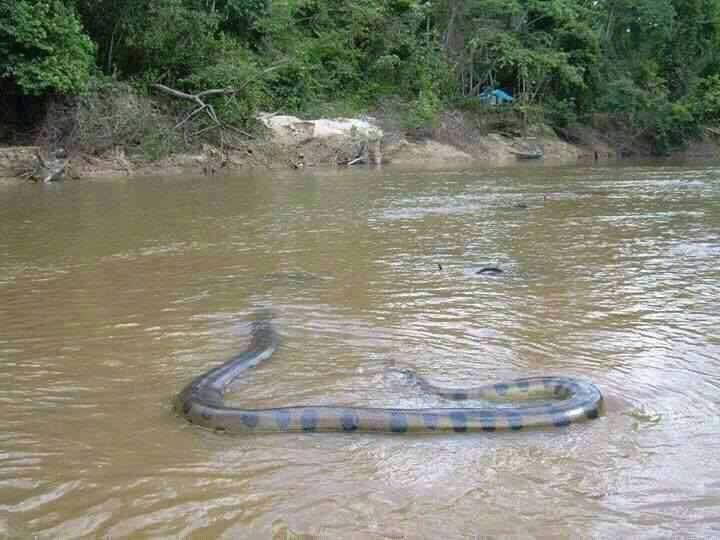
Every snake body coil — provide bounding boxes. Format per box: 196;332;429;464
176;313;603;433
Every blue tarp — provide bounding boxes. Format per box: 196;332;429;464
479;89;514;104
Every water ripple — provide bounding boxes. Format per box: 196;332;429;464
1;166;719;537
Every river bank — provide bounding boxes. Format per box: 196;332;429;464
2;110;719;182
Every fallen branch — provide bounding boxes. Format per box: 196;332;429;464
153;83;230;134
152;84;249;146
152;84;238;103
341;141;368;166
175;104;208;129
347;155;366;166
222;123;255;139
191;124;221;137
152;64;289;144
32;150;67;182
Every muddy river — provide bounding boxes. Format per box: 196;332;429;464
1;162;719;538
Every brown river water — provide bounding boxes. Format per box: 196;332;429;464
1;163;719;538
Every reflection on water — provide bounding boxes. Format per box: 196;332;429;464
1;163;719;538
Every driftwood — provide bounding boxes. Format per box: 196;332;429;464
338;141;368;166
347;155;366;165
510;148;543;159
336;138;383;166
26;149;67;182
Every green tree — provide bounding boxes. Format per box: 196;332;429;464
254;0;448;114
661;0;720;98
73;0;222;83
435;0;599;104
0;0;95;95
212;0;269;43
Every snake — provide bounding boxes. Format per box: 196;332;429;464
175;312;603;433
476;266;503;275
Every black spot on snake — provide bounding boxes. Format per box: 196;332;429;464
423;413;439;430
477;412;497;432
274;410;291;429
241;413;259;428
494;383;510;396
301;409;318;432
507;412;524;430
390;412;408;433
450;412;468;432
341;411;359;432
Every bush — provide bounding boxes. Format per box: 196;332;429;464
649;101;700;155
692;75;720;123
66;77;184;160
182;41;269;128
593;69;703;154
402;89;442;130
543;97;578;129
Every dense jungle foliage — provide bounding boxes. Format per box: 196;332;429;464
3;0;720;154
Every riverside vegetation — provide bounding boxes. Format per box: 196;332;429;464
3;0;720;175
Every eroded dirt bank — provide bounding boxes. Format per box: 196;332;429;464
2;110;718;182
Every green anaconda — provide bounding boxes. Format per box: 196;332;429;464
175;313;603;433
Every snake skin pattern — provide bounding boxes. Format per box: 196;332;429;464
175;313;603;433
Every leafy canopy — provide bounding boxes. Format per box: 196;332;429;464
0;0;95;95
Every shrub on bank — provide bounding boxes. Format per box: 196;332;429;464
39;77;185;162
